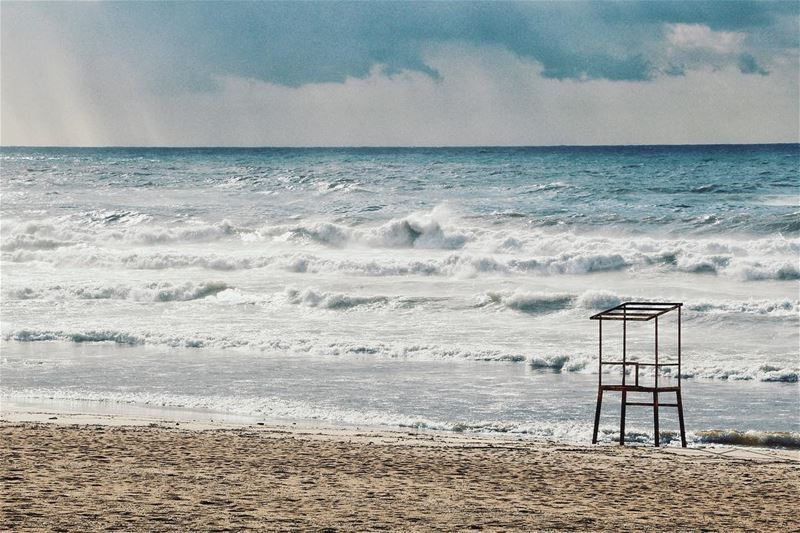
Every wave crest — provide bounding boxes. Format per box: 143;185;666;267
6;281;230;302
529;354;589;372
696;430;800;449
4;213;798;282
284;287;389;310
262;207;470;250
575;290;622;310
3;328;796;383
476;291;573;313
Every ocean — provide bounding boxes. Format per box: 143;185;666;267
1;145;798;446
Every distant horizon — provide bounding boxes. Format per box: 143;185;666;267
2;142;798;150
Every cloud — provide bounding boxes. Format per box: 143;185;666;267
666;24;744;53
0;1;798;146
660;23;775;77
738;53;769;76
3;43;797;146
3;1;797;87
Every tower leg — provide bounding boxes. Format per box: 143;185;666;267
676;389;687;448
592;389;603;444
653;391;660;447
619;391;627;446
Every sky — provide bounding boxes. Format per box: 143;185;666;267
1;1;798;147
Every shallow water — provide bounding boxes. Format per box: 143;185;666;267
2;342;798;447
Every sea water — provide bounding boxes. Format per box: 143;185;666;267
1;145;798;446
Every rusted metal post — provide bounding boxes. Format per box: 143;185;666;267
676;389;687;447
619;391;627;445
654;316;660;446
678;306;682;387
654;316;659;389
653;391;660;447
592;320;603;444
592;389;603;444
622;306;627;386
677;306;686;447
620;305;627;446
599;320;603;389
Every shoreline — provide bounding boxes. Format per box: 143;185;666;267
3;406;799;461
3;394;800;451
2;418;798;531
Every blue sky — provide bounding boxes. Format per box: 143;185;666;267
2;1;798;146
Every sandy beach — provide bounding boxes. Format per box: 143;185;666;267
2;417;798;532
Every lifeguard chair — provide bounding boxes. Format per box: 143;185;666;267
590;302;687;447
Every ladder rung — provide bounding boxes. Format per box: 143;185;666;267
625;402;679;407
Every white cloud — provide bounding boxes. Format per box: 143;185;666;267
666;23;745;54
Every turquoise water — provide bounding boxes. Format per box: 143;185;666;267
3;145;799;235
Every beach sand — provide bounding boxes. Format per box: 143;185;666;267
2;419;798;532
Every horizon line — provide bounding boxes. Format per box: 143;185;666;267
1;142;798;150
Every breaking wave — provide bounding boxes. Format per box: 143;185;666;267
574;290;622;310
0;218;243;251
476;289;623;313
0;234;77;252
284;287;390;310
5;280;796;323
475;291;574;313
696;430;800;449
2;329;527;362
529;354;590;372
674;364;798;383
10;330;146;345
7;247;798;282
260;208;469;250
474;289;797;318
734;262;800;281
7;281;230;302
129;220;239;245
4;211;797;281
4;327;796;382
687;299;798;317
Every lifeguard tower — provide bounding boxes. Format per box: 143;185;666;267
590;302;687;447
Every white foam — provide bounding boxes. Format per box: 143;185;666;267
5;325;796;383
733;261;800;281
3;211;798;282
674;363;799;383
128;220;239;245
2;329;527;361
687;299;798;317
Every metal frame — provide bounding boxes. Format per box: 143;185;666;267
590;302;686;447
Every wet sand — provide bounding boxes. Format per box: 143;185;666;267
2;421;798;532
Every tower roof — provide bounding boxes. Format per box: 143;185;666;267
590;302;682;321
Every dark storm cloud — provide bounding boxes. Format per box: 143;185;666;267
3;1;796;89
